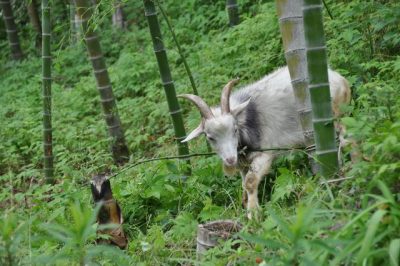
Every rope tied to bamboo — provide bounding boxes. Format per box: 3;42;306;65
107;144;317;180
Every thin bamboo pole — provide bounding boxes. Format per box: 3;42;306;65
226;0;239;27
143;0;191;171
303;0;338;177
0;0;23;60
75;0;129;165
42;0;54;183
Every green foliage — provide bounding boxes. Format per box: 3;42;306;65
1;0;399;264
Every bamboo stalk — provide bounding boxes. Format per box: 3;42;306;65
156;0;198;96
143;0;191;171
69;0;77;43
42;0;54;183
75;0;129;165
0;0;23;60
27;0;41;49
275;0;313;146
303;0;338;177
226;0;240;27
27;0;41;34
112;0;125;29
156;0;212;152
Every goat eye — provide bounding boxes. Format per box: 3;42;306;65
207;136;215;142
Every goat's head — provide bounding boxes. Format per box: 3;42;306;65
179;79;250;167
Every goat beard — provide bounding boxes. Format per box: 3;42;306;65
223;163;238;176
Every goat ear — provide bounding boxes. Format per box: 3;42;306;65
232;98;251;117
182;124;204;142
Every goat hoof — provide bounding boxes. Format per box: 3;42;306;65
246;208;262;221
242;192;248;208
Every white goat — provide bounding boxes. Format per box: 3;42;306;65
179;66;351;218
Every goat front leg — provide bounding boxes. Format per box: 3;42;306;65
242;152;273;219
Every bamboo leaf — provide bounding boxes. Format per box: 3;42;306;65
389;239;400;266
337;200;388;236
356;209;386;264
375;180;396;204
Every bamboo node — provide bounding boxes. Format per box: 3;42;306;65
279;16;302;23
42;33;51;36
107;124;121;130
307;46;327;51
85;35;98;41
144;10;157;17
162;80;173;86
169;109;182;115
100;98;115;103
6;29;17;33
285;48;306;56
153;46;166;53
94;68;107;74
98;85;111;90
303;4;322;11
316;148;338;155
89;54;103;60
291;78;308;85
312;117;333;123
309;83;330;89
103;113;115;118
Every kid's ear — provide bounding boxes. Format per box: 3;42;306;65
232;98;251;117
182;123;204;142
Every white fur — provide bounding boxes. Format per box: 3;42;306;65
184;66;351;219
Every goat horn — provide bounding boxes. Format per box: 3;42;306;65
178;94;214;119
221;78;240;114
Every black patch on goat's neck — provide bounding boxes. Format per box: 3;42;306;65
237;97;262;150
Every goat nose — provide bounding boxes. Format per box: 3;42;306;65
225;157;237;166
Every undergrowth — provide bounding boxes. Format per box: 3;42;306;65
1;0;399;265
